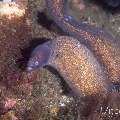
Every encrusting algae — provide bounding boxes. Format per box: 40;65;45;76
0;0;32;85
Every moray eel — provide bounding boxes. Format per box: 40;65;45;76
27;0;120;96
27;36;109;96
45;0;120;83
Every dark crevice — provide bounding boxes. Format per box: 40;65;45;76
17;38;51;70
36;11;53;30
36;11;66;35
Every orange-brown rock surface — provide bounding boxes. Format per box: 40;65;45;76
0;1;32;86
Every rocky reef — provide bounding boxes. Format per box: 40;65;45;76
0;0;120;120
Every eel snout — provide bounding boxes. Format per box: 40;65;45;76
27;41;51;72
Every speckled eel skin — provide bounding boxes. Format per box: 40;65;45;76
27;0;120;96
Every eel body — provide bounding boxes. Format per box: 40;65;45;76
27;0;120;96
46;0;120;83
27;36;110;96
